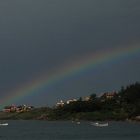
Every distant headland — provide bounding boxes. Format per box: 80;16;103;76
0;82;140;121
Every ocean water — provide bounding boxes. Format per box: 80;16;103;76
0;121;140;140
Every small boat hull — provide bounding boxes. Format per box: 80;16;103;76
91;122;108;127
0;123;8;126
76;122;80;124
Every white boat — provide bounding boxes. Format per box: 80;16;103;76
76;121;81;125
91;122;108;127
0;123;8;126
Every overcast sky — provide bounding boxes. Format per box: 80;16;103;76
0;0;140;107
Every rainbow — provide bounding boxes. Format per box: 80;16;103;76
0;44;140;108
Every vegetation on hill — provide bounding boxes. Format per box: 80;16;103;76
0;82;140;121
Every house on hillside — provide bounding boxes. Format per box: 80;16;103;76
100;92;117;102
3;104;34;112
66;99;77;104
3;105;16;112
56;100;65;107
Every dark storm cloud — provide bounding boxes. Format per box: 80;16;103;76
0;0;140;106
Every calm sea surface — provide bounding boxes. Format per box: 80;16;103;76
0;121;140;140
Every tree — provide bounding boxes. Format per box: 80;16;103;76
89;93;97;101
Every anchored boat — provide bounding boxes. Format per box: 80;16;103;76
0;123;8;126
91;122;108;127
